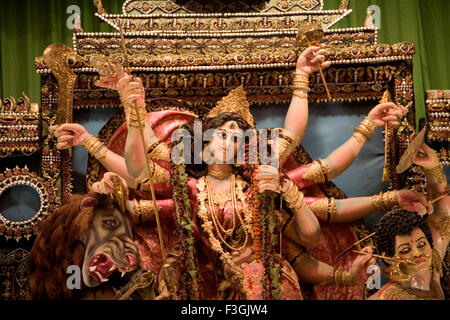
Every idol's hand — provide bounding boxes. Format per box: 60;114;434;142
255;165;282;193
92;172;129;195
296;44;331;75
413;143;440;170
350;246;376;286
397;189;432;216
367;103;407;128
50;123;89;149
118;75;146;108
94;70;128;90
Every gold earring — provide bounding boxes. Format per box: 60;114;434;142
382;254;411;283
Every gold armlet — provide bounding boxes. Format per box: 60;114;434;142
139;200;162;220
303;159;333;184
328;197;337;223
82;135;108;160
371;190;398;211
424;165;447;185
137;163;171;188
308;198;328;222
148;141;171;162
354;117;376;140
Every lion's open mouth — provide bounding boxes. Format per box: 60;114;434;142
88;253;138;283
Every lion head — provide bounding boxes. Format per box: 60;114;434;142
28;192;139;299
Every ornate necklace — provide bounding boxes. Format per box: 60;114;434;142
208;166;232;180
396;278;445;300
197;175;253;264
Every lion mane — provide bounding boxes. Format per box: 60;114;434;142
28;192;112;300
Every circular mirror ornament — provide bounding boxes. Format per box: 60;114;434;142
0;166;59;242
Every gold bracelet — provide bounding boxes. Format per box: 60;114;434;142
334;268;353;287
424;165;447;185
354;117;376;140
94;146;108;160
82;135;106;156
283;182;305;212
127;105;147;129
292;89;308;99
371;190;398;211
293;71;309;83
352;132;367;144
308;198;329;222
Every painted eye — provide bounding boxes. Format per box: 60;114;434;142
217;131;226;139
400;247;411;254
103;218;118;228
417;241;426;248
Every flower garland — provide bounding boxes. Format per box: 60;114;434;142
170;144;198;300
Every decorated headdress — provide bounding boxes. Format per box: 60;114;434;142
206;86;255;127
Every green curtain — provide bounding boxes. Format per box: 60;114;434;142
1;0;449;127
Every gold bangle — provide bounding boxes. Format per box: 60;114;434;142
127;105;147;128
292;90;308;99
283;183;305;212
352;132;367;144
94;146;108;160
371;191;398;211
82;135;106;156
334;268;353;287
354;117;376;140
293;71;309;83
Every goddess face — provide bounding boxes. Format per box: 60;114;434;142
394;227;432;275
206;120;244;164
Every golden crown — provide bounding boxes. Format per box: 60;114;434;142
206;86;254;127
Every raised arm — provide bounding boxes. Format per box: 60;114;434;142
283;45;331;147
305;189;429;223
322;102;407;180
50;123;136;187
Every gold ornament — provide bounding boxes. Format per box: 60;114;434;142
208;166;233;180
354;117;376;140
206;86;254;128
424;164;447;185
396;127;426;174
371;191;398;211
308;198;329;222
